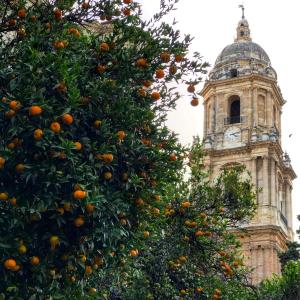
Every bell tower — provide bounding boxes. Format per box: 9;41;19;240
200;9;296;284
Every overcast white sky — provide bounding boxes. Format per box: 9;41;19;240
140;0;300;237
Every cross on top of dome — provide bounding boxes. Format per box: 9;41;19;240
235;5;252;42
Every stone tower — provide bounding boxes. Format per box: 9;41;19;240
200;11;296;284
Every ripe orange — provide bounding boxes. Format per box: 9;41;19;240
8;19;17;26
73;190;87;200
123;8;131;16
219;207;225;213
29;105;42;116
74;216;85;227
4;259;17;270
53;41;65;49
181;201;191;208
97;64;106;74
151;91;160;101
175;54;184;62
9;100;20;110
85;265;92;275
169;153;177;161
104;172;112;180
123;0;132;3
74;142;82;151
152;207;160;215
155;69;165;79
100;42;109;51
30;15;37;22
0;193;8;201
0;157;5;165
117;130;126;140
138;88;146;97
50;122;61;133
33;129;44;140
191;98;199;106
142;80;152;87
101;153;114;163
5;109;16;119
136;58;147;67
196;287;204;293
135;198;144;206
195;230;205;237
94;120;102;127
160;52;170;62
30;256;40;266
85;203;94;214
154;194;160;201
63;202;71;212
9;197;17;206
18;8;26;19
62;113;73;125
15;163;25;173
187;84;195;93
129;249;138;257
169;64;177;75
57;207;64;215
233;261;239;267
88;288;97;295
54;8;62;20
82;2;89;9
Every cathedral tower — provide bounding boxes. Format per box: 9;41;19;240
200;9;296;284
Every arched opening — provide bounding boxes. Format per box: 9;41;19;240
228;95;241;124
240;31;245;36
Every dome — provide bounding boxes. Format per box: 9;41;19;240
209;17;277;81
215;41;271;66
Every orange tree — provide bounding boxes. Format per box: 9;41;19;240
0;0;207;298
94;139;258;299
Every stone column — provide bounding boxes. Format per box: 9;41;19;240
266;91;272;127
251;157;257;203
270;159;276;207
263;157;269;205
253;87;258;126
286;183;293;229
203;102;207;137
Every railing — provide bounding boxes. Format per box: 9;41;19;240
280;212;288;226
224;116;246;125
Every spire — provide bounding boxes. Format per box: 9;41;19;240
235;5;252;42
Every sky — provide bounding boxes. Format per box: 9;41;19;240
140;0;300;237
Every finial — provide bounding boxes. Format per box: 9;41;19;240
239;4;245;19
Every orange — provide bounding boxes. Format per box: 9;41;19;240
199;212;206;218
136;58;147;67
169;64;177;75
49;236;60;249
116;130;126;140
88;288;97;295
123;0;132;3
18;245;27;254
63;202;71;212
100;42;109;51
73;190;87;200
62;113;73;125
74;142;82;150
4;259;17;270
11;264;21;272
5;110;16;119
155;69;165;79
68;28;81;37
18;8;26;19
85;265;92;275
0;157;5;165
30;256;40;265
97;64;106;74
94;120;102;127
33;129;44;140
54;8;62;20
154;194;160;201
142;80;152;87
135;198;144;206
9;197;17;206
57;207;64;215
129;249;138;257
195;288;204;293
15;163;25;173
29;105;42;116
104;172;112;180
85;203;94;214
7;142;15;149
143;231;150;238
82;2;89;9
195;231;205;237
138;88;146;97
219;207;225;213
187;84;195;93
9;100;20;110
160;52;170;63
74;216;85;227
175;54;184;62
0;193;8;201
53;41;65;49
17;28;26;37
123;8;131;16
191;98;199;106
8;19;17;26
169;153;177;161
151;91;160;101
30;15;37;22
181;201;191;208
50;122;61;133
233;261;239;267
101;153;114;163
152;207;160;215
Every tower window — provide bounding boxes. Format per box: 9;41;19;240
240;31;245;36
240;23;244;27
230;68;238;78
228;96;241;124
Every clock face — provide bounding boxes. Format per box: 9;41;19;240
224;126;241;143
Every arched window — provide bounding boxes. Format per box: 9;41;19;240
230;69;238;78
240;31;245;36
228;95;241;124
